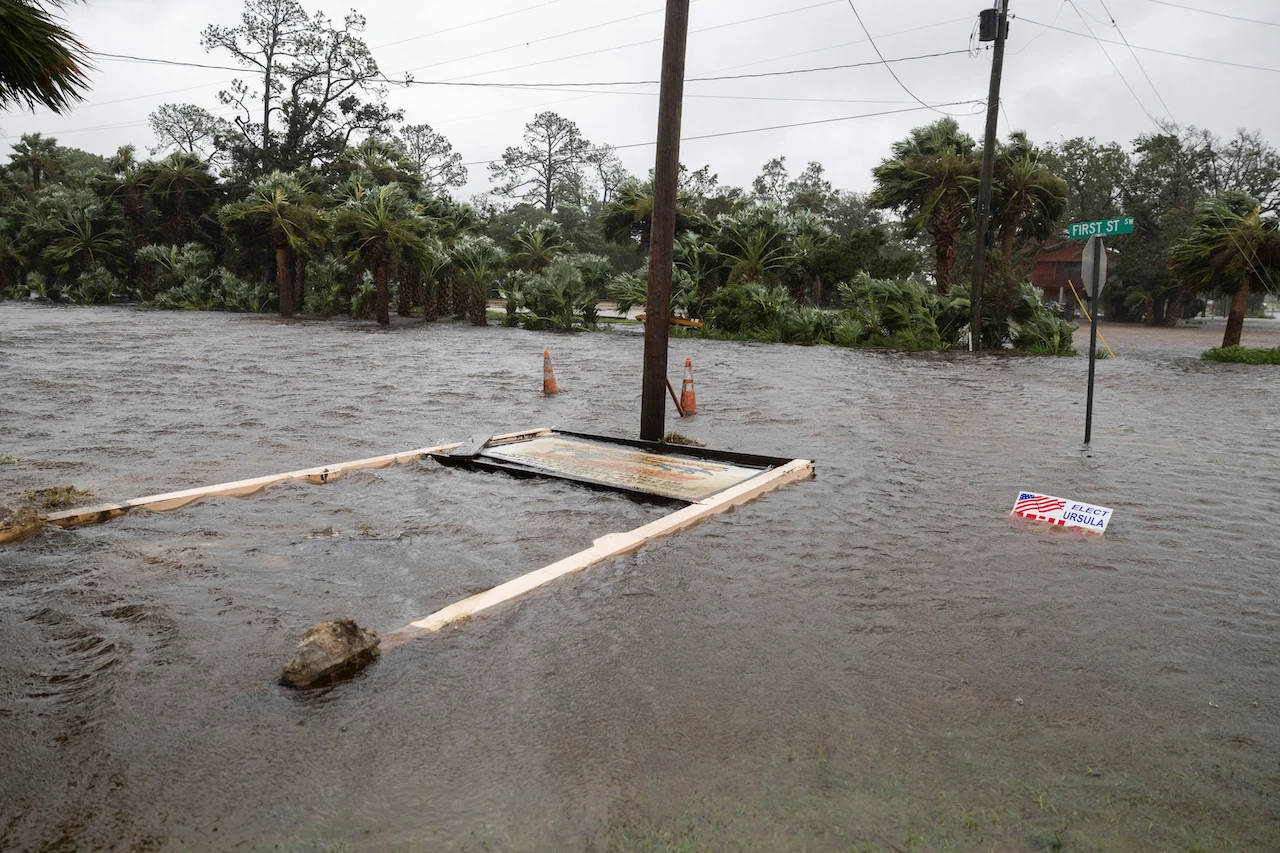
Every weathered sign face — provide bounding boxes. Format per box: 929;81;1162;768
1069;217;1134;240
1080;235;1108;298
1011;491;1113;534
481;435;770;503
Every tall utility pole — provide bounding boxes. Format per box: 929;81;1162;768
969;0;1009;353
640;0;691;441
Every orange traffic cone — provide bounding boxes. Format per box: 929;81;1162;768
542;350;559;395
679;357;697;414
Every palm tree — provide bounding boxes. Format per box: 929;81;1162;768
1169;191;1280;348
95;145;155;297
334;138;419;188
220;172;320;318
600;179;693;253
332;182;429;326
41;202;126;279
509;219;569;273
673;231;723;318
871;118;980;294
142;151;217;244
0;0;90;113
993;131;1067;260
450;236;506;326
713;204;798;287
790;209;834;304
9;132;61;191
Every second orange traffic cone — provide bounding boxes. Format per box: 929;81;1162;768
542;350;559;395
679;357;697;414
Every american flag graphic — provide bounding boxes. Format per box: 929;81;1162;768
1014;492;1066;515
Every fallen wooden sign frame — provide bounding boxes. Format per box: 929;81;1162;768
9;428;813;654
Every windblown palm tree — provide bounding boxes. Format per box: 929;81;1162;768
9;132;61;191
220;172;320;318
450;235;506;326
95;145;155;296
1169;191;1280;348
509;219;569;273
41;202;125;278
993;131;1067;259
0;0;90;113
142;151;217;244
713;204;798;287
332;182;429;326
600;179;693;253
871;118;980;294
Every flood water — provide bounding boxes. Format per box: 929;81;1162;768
1;304;1278;851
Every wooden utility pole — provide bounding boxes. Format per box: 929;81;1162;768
640;0;691;441
970;0;1009;352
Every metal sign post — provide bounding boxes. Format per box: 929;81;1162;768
1081;234;1107;445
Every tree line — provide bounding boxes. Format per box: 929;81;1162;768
1;0;1277;351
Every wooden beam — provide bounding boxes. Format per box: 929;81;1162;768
40;428;553;530
381;458;814;649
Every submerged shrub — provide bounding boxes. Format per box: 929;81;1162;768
70;268;121;305
1013;312;1077;356
1202;345;1280;364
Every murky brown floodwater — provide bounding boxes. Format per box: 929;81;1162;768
1;304;1278;852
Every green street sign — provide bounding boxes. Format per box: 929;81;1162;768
1069;216;1134;240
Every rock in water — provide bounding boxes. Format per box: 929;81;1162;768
281;618;381;688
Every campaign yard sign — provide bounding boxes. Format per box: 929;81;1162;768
1012;492;1113;534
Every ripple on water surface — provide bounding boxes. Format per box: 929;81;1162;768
1;304;1279;850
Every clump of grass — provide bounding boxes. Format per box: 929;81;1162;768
23;485;94;509
662;431;705;447
0;455;19;465
1202;345;1280;364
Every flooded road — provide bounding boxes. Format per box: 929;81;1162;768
1;304;1278;851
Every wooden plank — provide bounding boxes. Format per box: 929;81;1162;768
42;428;552;529
635;313;704;329
380;458;813;649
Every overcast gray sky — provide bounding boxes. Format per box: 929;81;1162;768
4;0;1278;200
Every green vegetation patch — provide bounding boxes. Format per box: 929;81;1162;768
1202;345;1280;364
24;485;94;509
0;455;19;465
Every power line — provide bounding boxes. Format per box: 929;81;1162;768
395;2;682;77
1095;0;1176;123
1140;0;1280;27
88;51;246;73
372;0;569;50
843;1;952;116
398;49;971;90
459;100;983;166
425;0;847;84
418;17;974;130
1064;1;1158;125
1016;15;1280;73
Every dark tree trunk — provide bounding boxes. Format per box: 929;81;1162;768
812;275;823;307
1222;279;1249;348
293;256;306;313
933;226;957;296
452;272;469;317
276;245;293;317
469;280;488;326
396;266;412;317
1163;284;1186;327
424;271;439;322
999;214;1017;261
375;258;391;326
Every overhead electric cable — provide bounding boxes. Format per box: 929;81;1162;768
1064;0;1158;123
1096;0;1177;123
458;100;982;166
1140;0;1280;27
1016;16;1280;73
843;1;953;115
425;0;848;83
397;49;971;90
373;0;568;50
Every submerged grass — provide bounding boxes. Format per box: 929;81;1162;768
1202;345;1280;364
23;485;93;509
